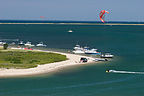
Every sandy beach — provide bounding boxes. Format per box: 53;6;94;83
0;49;96;77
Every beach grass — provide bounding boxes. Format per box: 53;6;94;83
0;50;67;69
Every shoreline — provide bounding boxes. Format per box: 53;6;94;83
0;49;96;78
0;23;144;25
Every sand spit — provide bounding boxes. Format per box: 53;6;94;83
0;49;96;77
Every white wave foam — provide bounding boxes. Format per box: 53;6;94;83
109;70;144;74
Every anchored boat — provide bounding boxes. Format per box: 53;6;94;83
18;41;25;46
101;53;114;58
73;45;85;53
25;41;35;47
84;49;101;55
68;30;73;33
73;45;101;54
36;42;47;47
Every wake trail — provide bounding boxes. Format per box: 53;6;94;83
108;70;144;74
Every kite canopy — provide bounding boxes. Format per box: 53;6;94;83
40;16;45;18
99;10;109;23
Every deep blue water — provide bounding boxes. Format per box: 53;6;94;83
0;21;144;96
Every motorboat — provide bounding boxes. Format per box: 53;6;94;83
84;49;101;55
73;45;101;54
68;30;73;33
25;42;35;47
36;42;47;47
18;41;25;45
0;41;2;45
73;49;85;54
93;58;108;61
73;45;85;53
83;46;89;51
10;42;16;45
106;70;116;73
0;41;6;45
101;53;114;58
74;45;82;50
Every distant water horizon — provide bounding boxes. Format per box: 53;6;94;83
0;19;144;24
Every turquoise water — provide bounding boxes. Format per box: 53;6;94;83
0;24;144;96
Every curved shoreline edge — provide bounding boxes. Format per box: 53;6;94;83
0;49;96;78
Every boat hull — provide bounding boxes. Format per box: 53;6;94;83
73;51;85;54
85;53;101;55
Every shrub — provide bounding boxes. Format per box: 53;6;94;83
0;50;67;69
3;43;8;50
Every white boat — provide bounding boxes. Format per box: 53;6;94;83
11;42;16;45
36;42;47;47
106;70;116;73
25;42;35;47
68;30;73;33
73;44;102;55
73;45;85;53
18;41;25;45
93;58;108;61
74;45;80;50
101;53;114;58
74;45;83;50
73;49;85;54
0;41;6;45
83;46;89;51
0;41;2;45
0;42;6;45
84;49;101;55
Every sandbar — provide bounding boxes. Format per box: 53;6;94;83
0;49;96;77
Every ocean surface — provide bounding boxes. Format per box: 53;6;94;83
0;21;144;96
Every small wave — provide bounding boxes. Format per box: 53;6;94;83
108;70;144;74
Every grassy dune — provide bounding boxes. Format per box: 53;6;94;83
0;50;67;69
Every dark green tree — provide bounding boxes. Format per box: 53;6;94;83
3;43;8;50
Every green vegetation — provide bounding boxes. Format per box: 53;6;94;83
0;50;67;69
3;43;8;50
